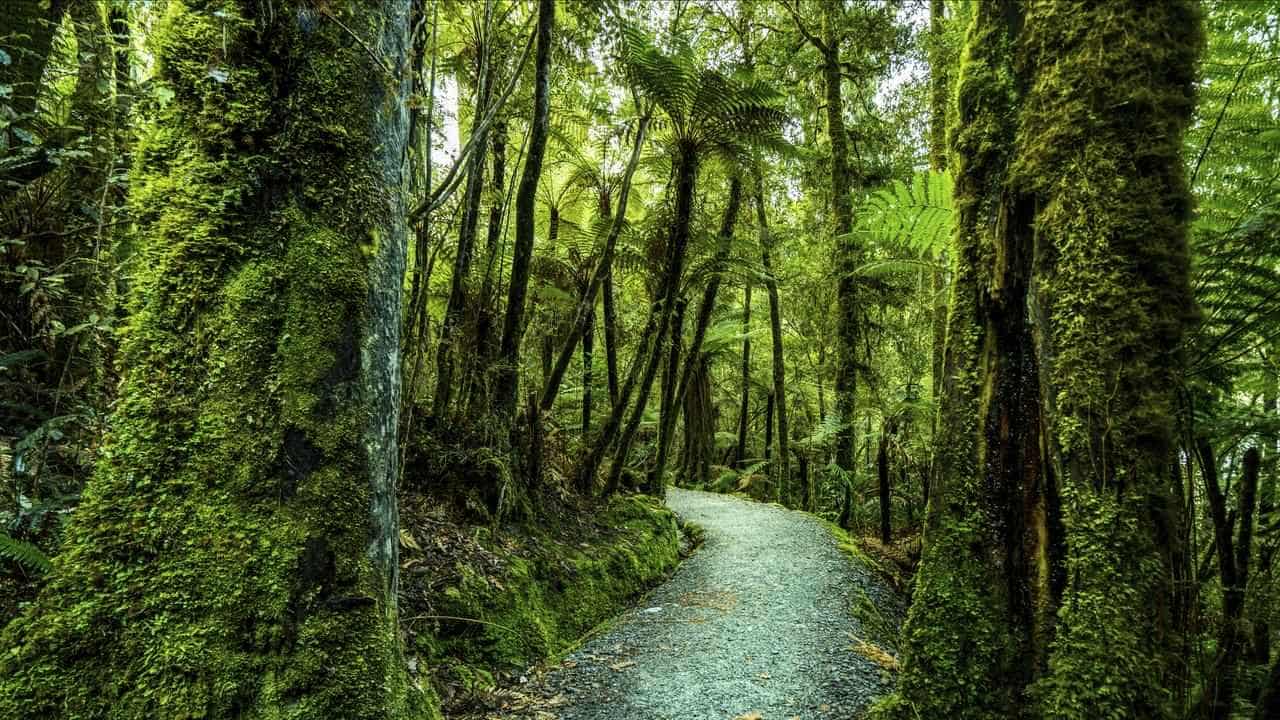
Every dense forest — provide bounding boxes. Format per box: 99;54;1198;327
2;1;1279;718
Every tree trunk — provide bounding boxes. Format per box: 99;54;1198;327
1253;353;1278;664
603;269;621;407
433;66;490;419
877;420;892;545
1198;443;1260;720
822;2;859;483
0;3;424;717
735;282;753;468
756;176;789;504
799;451;812;512
763;390;775;486
604;148;700;495
1257;653;1280;720
649;298;686;493
654;176;742;487
1021;2;1200;715
581;294;594;437
495;0;554;421
1;0;68;151
896;2;1041;715
927;0;949;452
683;355;715;487
467;117;507;414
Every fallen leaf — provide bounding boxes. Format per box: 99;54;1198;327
757;672;771;680
734;713;763;720
851;637;900;671
609;660;636;672
399;529;422;551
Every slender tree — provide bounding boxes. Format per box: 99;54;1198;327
755;174;789;503
735;282;753;468
495;0;554;420
652;176;742;489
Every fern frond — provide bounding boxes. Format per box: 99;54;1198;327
0;531;51;574
853;170;954;256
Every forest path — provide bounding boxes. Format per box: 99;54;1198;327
529;488;899;720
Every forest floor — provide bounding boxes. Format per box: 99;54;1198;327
498;488;902;720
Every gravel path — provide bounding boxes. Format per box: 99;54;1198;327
531;488;900;720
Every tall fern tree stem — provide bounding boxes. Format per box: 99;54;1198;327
653;176;743;490
755;173;790;504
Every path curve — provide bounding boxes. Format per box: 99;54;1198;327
533;488;899;720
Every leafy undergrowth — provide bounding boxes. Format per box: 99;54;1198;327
397;483;682;716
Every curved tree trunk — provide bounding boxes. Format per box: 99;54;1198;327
0;3;425;717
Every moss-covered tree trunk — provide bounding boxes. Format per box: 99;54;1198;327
895;3;1199;719
820;1;859;483
1020;2;1200;716
0;2;431;718
894;5;1031;716
926;0;949;477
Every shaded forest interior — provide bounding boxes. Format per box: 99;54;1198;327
2;1;1280;718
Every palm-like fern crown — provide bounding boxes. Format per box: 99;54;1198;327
616;25;788;163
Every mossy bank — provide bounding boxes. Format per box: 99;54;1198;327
396;491;683;711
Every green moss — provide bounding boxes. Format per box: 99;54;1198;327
0;2;434;718
887;4;1024;718
412;496;681;684
1012;3;1201;717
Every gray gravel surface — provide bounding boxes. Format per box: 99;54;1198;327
531;488;900;720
